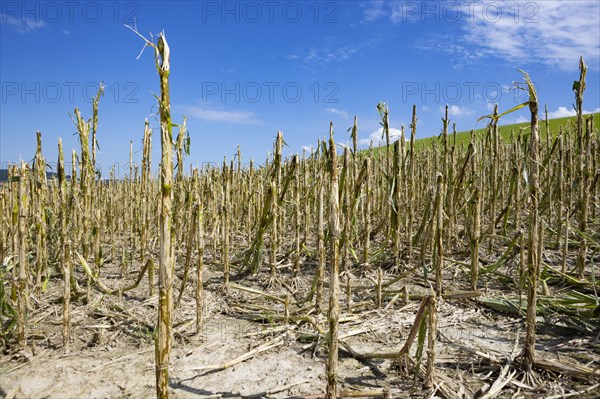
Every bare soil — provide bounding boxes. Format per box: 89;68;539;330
1;254;599;399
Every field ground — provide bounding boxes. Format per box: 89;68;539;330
1;252;599;398
1;96;599;398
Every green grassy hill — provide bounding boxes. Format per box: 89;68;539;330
408;112;600;151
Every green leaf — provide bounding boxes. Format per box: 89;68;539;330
349;247;358;263
76;251;95;279
478;101;530;122
184;133;191;156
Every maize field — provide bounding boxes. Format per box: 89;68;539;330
0;35;599;399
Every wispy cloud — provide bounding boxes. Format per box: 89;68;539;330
325;107;349;119
361;1;419;24
359;127;405;146
0;13;46;33
440;105;474;117
460;1;600;70
181;105;262;125
287;37;378;67
361;1;599;70
360;0;386;23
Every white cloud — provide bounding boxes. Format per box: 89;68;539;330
325;107;349;119
440;105;474;117
0;13;46;33
547;106;576;119
547;106;600;119
359;127;405;146
182;106;262;125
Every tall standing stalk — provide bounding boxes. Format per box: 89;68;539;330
392;139;401;264
141;120;153;293
574;57;588;279
127;140;134;277
433;174;444;297
326;122;340;399
127;27;175;399
91;83;104;175
269;180;278;278
8;165;18;298
32;131;47;290
156;32;174;399
377;102;390;170
270;132;283;278
222;159;230;287
315;184;325;313
407;105;417;262
424;173;444;388
363;157;371;266
90;87;103;278
293;155;301;277
73;107;93;299
470;188;481;291
175;117;188;183
520;70;540;375
556;129;564;270
340;148;351;273
196;198;205;334
58;139;71;348
70;150;79;256
16;162;29;347
488;105;499;253
441;105;449;178
246;159;255;243
176;200;199;307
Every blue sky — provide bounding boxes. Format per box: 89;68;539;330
1;0;599;176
